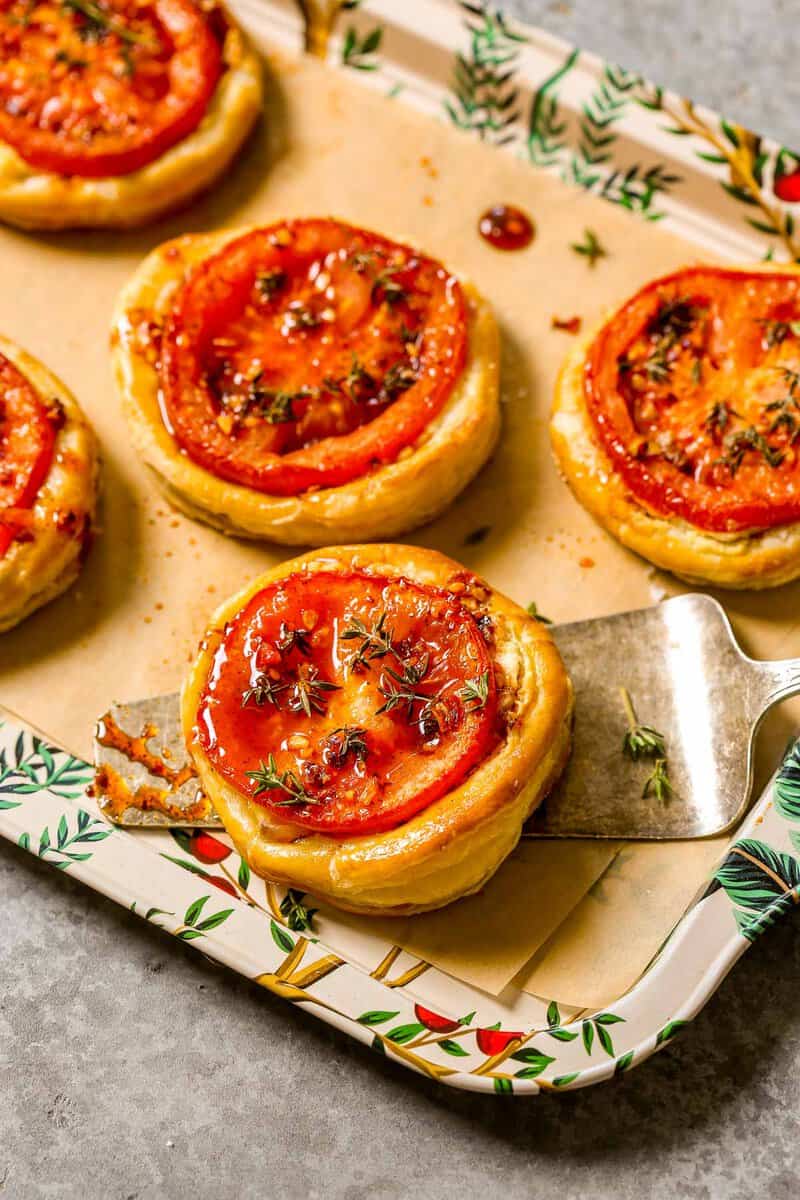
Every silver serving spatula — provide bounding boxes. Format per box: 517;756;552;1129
91;594;800;840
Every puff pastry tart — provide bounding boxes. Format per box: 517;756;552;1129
182;545;572;915
0;335;98;631
552;265;800;588
0;0;262;230
112;218;500;544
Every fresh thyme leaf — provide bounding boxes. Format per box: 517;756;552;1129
288;666;340;718
458;671;490;712
376;659;435;724
246;383;312;425
641;297;708;384
372;264;407;306
62;0;157;49
620;687;667;760
340;610;395;670
241;674;288;709
642;758;675;803
704;400;739;440
716;426;784;475
382;359;417;397
757;317;800;348
246;754;321;806
284;302;320;331
54;48;88;69
526;601;552;624
349;250;376;274
256;268;287;300
324;725;368;766
279;889;318;931
570;229;607;268
276;622;312;657
775;365;800;396
345;353;375;402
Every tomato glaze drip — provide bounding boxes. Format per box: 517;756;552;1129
0;351;58;557
159;218;469;496
584;267;800;533
478;204;534;251
0;0;222;178
196;570;500;837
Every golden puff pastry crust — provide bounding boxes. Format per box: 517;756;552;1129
111;225;501;546
181;544;573;916
0;16;262;232
0;336;99;632
551;264;800;590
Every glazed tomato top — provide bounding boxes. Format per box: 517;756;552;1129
0;351;58;557
196;570;500;838
585;267;800;533
159;219;469;496
0;0;222;178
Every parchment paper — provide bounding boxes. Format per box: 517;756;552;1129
0;32;797;1007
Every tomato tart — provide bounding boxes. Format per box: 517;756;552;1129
552;265;800;588
182;544;572;915
0;0;262;230
112;218;500;544
0;334;98;631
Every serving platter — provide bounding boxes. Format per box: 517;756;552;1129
2;0;800;1094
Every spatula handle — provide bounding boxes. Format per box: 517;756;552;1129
752;657;800;713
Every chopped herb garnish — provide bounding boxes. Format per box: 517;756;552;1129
526;601;552;624
640;297;708;384
340;610;394;671
276;622;312;657
459;671;490;712
704;400;739;440
279;889;318;931
62;0;158;49
241;674;288;709
372;264;407;306
324;725;368;766
716;426;784;475
284;302;320;331
54;48;88;69
757;317;800;348
642;758;675;803
382;359;417;397
246;754;320;807
570;229;607;268
288;665;340;717
248;385;312;425
620;687;667;760
256;268;287;300
345;353;375;402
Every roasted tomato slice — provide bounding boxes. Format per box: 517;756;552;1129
0;351;57;557
585;267;800;533
159;218;469;496
196;570;499;837
0;0;222;178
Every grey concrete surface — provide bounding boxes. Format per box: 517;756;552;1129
3;4;800;1198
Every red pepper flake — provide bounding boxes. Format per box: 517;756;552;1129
579;556;595;569
552;315;582;334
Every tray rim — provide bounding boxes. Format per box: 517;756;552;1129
3;0;800;1095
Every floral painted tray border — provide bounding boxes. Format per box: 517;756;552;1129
3;708;800;1095
240;0;800;263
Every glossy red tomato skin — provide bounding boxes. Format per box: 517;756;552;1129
0;0;222;179
159;218;468;496
0;351;57;557
197;569;499;838
584;266;800;533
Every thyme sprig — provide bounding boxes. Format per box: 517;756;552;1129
344;353;375;402
716;426;784;475
459;671;489;712
642;297;707;384
642;758;675;803
757;317;800;348
340;610;395;671
288;665;340;717
372;264;407;306
570;229;607;268
620;687;667;760
246;754;320;807
276;622;312;657
324;725;368;766
382;359;418;397
279;889;318;931
62;0;158;49
256;269;287;300
241;674;288;709
376;657;436;724
704;400;740;440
